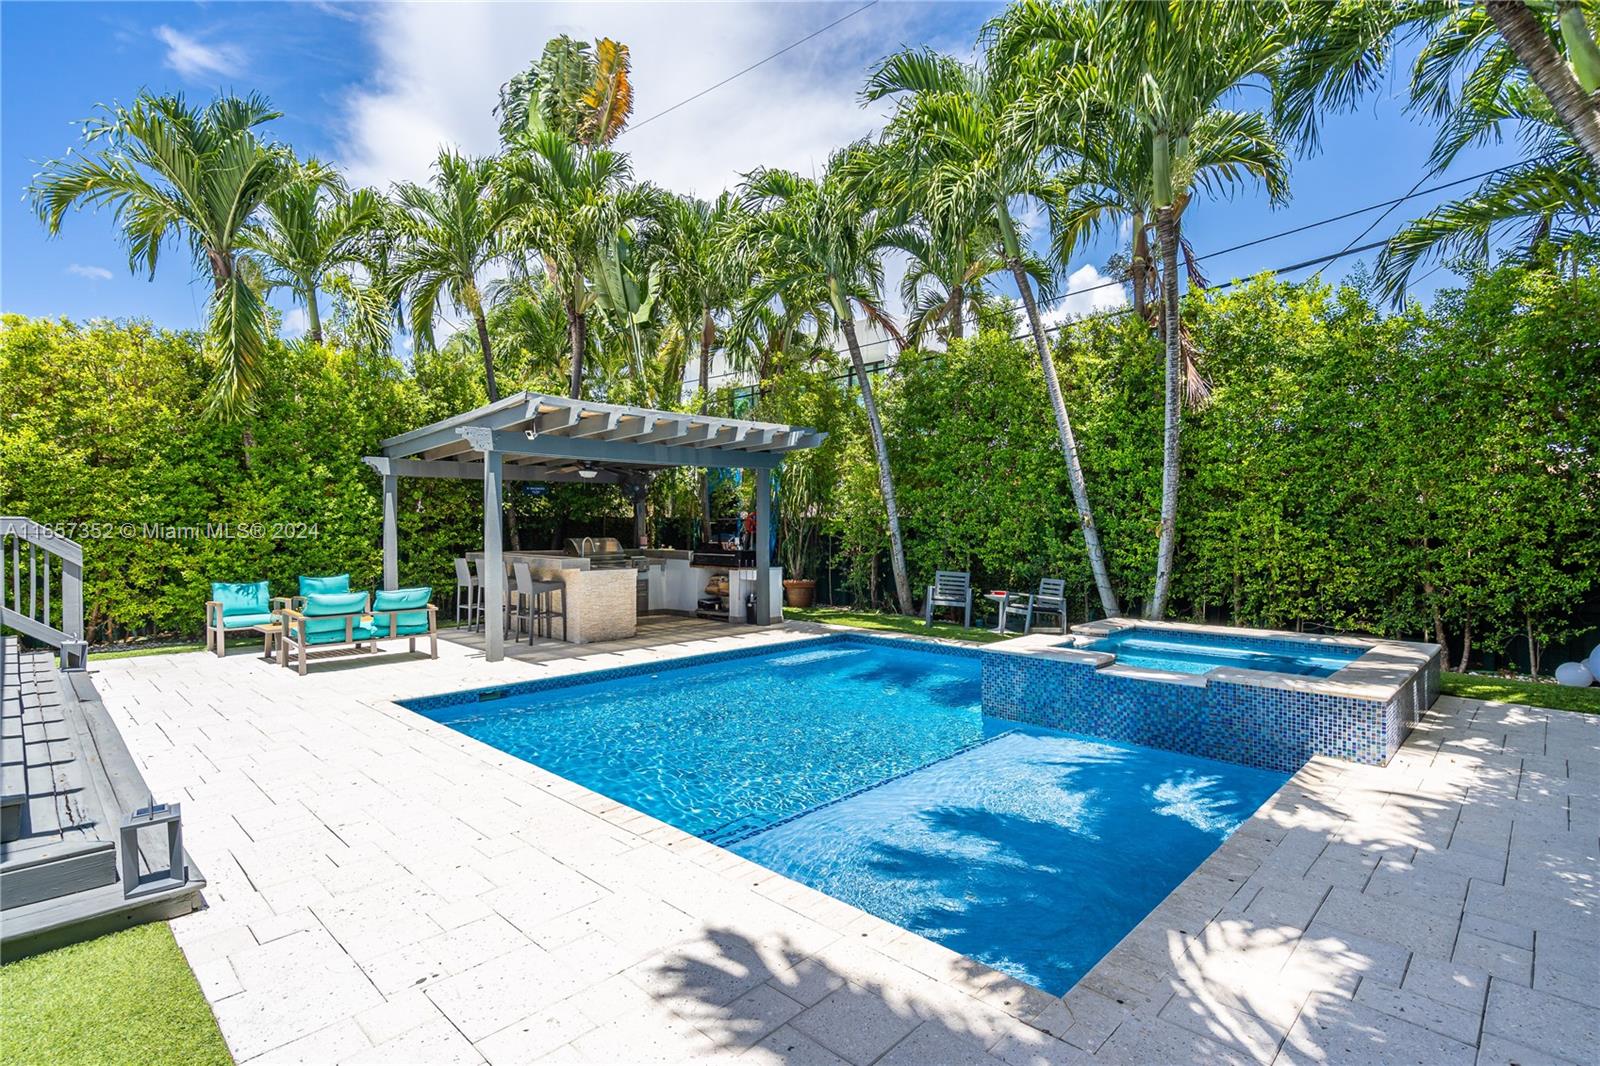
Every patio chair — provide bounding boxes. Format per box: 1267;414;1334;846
368;586;439;659
273;572;352;615
1032;578;1068;634
1003;593;1035;634
453;558;480;630
279;591;371;676
924;570;972;628
205;580;275;658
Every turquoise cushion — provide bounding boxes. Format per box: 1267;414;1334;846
299;573;350;597
220;612;276;629
370;587;432;637
212;581;269;618
300;591;368;643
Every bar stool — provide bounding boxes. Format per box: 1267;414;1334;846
506;562;537;642
453;557;480;631
527;580;567;641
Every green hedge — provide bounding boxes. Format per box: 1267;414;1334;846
831;261;1598;668
4;257;1596;669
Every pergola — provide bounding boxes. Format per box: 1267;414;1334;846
364;392;826;661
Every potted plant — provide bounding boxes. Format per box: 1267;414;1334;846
779;459;821;608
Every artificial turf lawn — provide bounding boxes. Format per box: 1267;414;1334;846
785;604;1014;643
1441;672;1600;714
0;922;232;1066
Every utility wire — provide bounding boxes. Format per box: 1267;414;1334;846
717;235;1397;392
628;1;880;132
709;158;1528;371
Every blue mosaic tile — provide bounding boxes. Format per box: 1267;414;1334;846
982;646;1441;774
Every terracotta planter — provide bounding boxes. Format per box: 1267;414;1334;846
782;579;817;608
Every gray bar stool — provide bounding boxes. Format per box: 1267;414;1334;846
527;580;567;641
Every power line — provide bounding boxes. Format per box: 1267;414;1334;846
708;158;1527;372
718;234;1400;393
628;1;880;133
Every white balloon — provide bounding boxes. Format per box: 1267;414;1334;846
1587;644;1600;679
1554;662;1594;688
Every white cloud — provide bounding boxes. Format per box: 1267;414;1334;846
66;264;113;282
334;2;931;196
155;26;243;80
1041;264;1129;328
280;307;309;340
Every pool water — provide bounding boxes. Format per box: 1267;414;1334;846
409;637;1287;993
736;730;1286;993
1081;627;1364;677
414;641;1001;842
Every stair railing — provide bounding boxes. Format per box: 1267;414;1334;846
0;517;87;670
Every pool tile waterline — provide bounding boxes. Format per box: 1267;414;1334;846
984;622;1442;773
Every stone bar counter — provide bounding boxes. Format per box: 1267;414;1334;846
468;551;637;644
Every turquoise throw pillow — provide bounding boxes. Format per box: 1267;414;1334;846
299;573;351;597
211;581;269;617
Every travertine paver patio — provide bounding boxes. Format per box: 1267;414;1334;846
89;625;1599;1064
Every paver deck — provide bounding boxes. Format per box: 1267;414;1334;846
87;624;1599;1064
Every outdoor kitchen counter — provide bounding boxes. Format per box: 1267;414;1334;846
467;552;634;643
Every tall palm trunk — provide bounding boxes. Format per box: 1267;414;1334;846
305;284;323;344
566;295;586;399
949;285;965;340
1486;0;1600;171
1130;216;1150;321
466;284;499;402
698;307;715;538
1148;204;1182;619
1007;256;1121;619
838;307;913;616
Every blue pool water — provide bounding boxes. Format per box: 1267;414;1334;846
736;730;1286;992
414;641;1000;841
409;637;1287;993
1081;627;1364;677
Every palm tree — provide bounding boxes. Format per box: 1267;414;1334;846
1275;0;1598;295
739;151;915;615
30;91;296;416
994;1;1288;619
656;192;744;532
389;150;513;401
884;214;1040;346
242;162;383;343
866;45;1123;618
1043;98;1288;404
1377;89;1598;293
499;130;633;397
497;36;634;148
1276;0;1600;173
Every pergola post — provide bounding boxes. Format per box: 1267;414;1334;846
632;482;647;549
754;467;772;625
477;443;505;663
380;473;399;591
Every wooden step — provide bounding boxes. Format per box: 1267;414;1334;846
0;839;116;911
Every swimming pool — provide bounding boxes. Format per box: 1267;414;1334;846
405;636;1287;993
1079;626;1365;677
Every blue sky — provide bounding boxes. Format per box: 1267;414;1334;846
2;1;1526;342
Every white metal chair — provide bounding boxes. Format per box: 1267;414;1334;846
1031;578;1067;633
924;570;972;628
454;557;480;630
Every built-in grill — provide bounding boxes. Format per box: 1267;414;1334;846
565;537;640;570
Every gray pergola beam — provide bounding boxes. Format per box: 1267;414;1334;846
363;457;620;483
454;429;784;470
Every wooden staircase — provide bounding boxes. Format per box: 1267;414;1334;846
0;638;204;960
